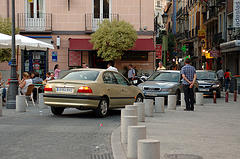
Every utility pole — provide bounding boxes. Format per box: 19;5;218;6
6;0;18;109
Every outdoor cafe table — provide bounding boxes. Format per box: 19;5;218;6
34;84;45;104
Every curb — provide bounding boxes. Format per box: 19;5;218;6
111;126;127;159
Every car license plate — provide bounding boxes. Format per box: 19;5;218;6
56;87;73;93
145;92;158;96
199;88;209;92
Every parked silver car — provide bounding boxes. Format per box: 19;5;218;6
138;70;182;104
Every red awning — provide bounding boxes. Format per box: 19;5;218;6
69;38;154;51
69;39;93;51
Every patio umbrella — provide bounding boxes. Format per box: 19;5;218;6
15;34;54;50
0;33;12;48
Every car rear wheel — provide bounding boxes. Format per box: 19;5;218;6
51;107;65;116
95;98;109;118
135;94;143;103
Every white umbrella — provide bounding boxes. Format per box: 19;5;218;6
0;33;54;50
15;34;54;50
0;33;12;48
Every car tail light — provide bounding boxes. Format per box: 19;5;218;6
77;86;93;93
44;84;53;92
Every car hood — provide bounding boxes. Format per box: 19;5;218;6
139;81;178;88
197;80;218;85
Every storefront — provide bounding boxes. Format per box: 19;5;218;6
220;40;240;75
68;38;155;73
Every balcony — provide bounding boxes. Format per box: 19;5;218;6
85;13;119;32
17;13;52;32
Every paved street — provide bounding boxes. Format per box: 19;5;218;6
0;107;121;159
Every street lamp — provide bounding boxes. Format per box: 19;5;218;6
161;12;168;67
228;25;234;40
6;0;18;109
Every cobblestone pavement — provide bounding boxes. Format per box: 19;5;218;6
0;106;121;159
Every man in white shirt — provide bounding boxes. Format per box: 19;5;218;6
107;62;118;72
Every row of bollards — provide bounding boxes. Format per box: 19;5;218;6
121;93;206;159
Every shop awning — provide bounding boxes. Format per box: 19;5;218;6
69;38;155;51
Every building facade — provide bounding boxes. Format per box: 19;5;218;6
0;0;155;80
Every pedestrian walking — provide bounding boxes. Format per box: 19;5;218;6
54;64;61;79
217;68;224;89
128;64;136;81
181;58;197;111
224;69;232;91
107;62;118;72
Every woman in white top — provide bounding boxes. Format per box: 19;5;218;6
19;72;32;95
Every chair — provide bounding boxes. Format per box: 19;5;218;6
25;84;35;107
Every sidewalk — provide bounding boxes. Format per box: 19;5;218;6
111;96;240;159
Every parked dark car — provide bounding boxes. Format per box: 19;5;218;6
196;70;221;97
138;70;182;105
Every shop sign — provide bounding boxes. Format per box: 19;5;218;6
156;44;162;60
52;51;58;62
233;0;240;27
198;30;206;38
28;0;33;3
205;51;213;59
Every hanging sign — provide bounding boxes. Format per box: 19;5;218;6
156;44;162;60
233;0;240;27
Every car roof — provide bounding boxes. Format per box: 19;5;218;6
196;70;215;73
70;68;107;72
156;70;180;73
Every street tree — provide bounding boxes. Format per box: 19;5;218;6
91;20;137;61
0;17;19;62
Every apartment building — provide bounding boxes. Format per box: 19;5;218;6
0;0;155;79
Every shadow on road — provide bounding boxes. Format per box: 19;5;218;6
57;109;121;119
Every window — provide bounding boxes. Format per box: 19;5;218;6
113;73;129;85
122;51;148;61
103;72;117;84
27;0;44;18
157;1;161;7
62;71;100;81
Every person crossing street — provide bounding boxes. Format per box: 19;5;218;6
181;58;197;111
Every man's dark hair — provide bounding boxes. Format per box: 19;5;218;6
185;58;191;64
108;61;115;67
129;64;133;67
226;68;230;72
46;72;51;76
34;72;40;77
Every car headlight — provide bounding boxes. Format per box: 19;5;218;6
161;88;173;92
212;84;220;88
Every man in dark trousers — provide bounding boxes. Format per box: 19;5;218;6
181;58;197;111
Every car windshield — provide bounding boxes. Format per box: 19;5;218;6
148;72;180;82
61;70;100;81
196;72;217;80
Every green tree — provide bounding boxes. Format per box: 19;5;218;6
91;20;137;61
0;17;19;62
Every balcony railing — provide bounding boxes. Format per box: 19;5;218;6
85;13;119;32
17;13;52;32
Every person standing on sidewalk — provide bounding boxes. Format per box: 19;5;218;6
224;69;232;91
181;58;197;111
54;64;61;79
217;68;224;89
128;64;136;81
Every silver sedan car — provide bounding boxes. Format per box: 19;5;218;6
138;70;182;104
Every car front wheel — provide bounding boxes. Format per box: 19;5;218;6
95;98;109;118
51;107;65;116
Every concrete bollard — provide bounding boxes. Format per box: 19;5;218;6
127;126;146;159
234;90;237;102
138;139;160;159
155;97;164;113
213;91;217;104
196;92;204;105
144;99;154;117
16;95;27;112
0;92;2;117
181;93;185;108
121;109;137;118
168;95;176;110
121;116;138;144
125;105;138;111
134;102;145;122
